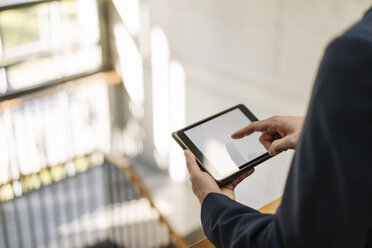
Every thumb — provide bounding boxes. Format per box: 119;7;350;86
184;150;201;174
269;135;295;155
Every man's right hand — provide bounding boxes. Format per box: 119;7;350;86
231;116;305;156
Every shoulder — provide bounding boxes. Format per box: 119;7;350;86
312;31;372;109
321;10;372;69
316;32;372;93
322;34;372;69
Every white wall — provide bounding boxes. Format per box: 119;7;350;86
150;0;371;108
113;0;371;207
147;0;370;207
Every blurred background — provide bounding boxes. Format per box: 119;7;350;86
0;0;370;247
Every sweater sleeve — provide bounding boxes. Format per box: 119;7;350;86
201;25;372;248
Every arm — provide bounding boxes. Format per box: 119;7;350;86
186;33;372;247
184;151;281;247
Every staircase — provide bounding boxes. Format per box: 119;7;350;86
0;154;184;248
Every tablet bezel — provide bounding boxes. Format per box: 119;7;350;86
172;104;272;186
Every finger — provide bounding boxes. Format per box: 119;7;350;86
184;150;201;174
231;119;274;139
229;168;255;188
259;131;274;151
269;135;296;155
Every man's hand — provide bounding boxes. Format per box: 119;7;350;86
184;150;254;204
231;116;304;156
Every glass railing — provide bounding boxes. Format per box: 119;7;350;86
0;72;187;248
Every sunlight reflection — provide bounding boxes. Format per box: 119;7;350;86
151;28;187;181
113;20;145;157
49;2;62;48
77;0;99;41
36;4;49;43
151;27;170;168
169;61;186;182
113;0;140;36
205;139;239;176
114;24;144;105
0;69;7;93
3;109;20;180
0;31;2;58
0;114;9;184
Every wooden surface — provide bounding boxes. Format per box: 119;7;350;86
190;197;282;248
258;197;282;214
190;237;215;248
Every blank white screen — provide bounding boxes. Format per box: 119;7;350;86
184;108;266;176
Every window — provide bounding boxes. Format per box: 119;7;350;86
0;0;102;94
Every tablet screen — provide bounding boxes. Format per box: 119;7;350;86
184;108;266;177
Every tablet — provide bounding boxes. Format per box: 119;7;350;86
172;104;272;186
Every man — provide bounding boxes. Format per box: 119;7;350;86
184;7;372;248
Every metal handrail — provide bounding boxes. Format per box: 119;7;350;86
0;69;104;102
0;70;121;111
0;0;55;11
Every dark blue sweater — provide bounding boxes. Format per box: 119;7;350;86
201;8;372;248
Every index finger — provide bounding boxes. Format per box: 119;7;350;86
184;150;201;175
231;119;274;139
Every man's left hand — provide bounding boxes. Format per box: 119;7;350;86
184;150;255;204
